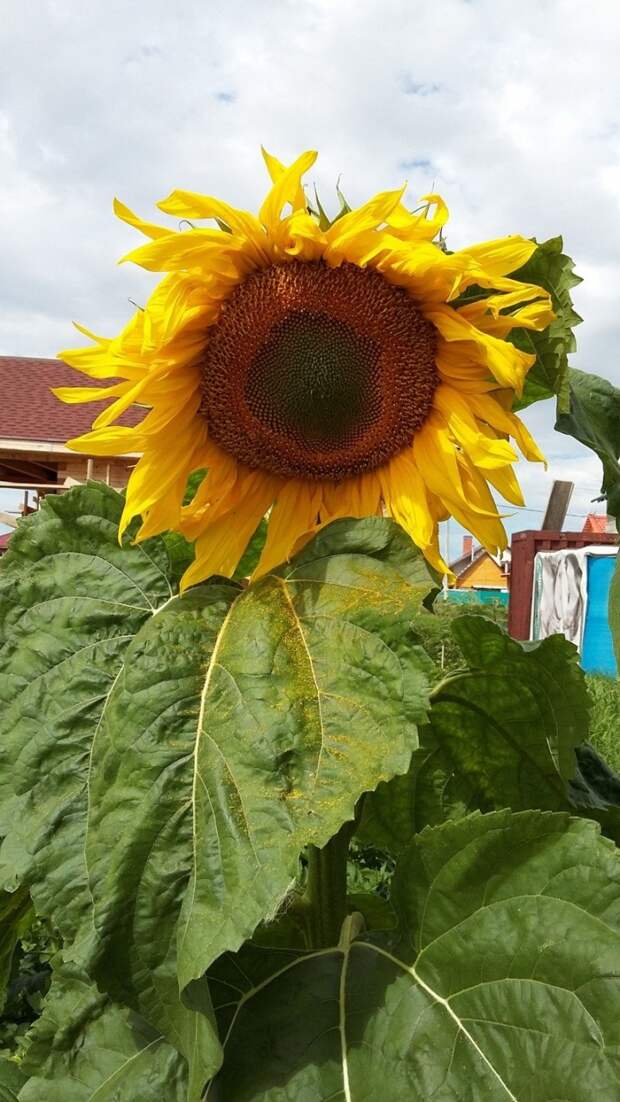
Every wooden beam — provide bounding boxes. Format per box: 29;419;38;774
541;480;574;530
0;456;56;480
0;511;18;529
0;481;60;490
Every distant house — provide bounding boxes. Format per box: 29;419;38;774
449;535;510;591
582;512;616;535
0;356;140;536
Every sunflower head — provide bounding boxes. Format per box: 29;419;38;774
56;149;553;588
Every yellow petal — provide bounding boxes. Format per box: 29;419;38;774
467;392;547;465
120;230;245;276
426;305;535;393
255;480;322;576
58;344;147;383
433;385;518;471
483;460;525;507
66;425;146;455
52;381;131;404
286;472;383;559
261;147;307;213
259;149;317;230
140;274;217;354
284;211;326;261
157;191;270;267
120;416;206;533
455;236;537;279
386;193;449;242
133;389;201;439
181;471;279;589
71;322;111;347
454;454;508;554
134;472;186;540
321;472;382;522
458;286;554;336
324;186;406;258
413;412;505;518
113;198;171;240
373;238;466;303
379;449;436;551
181;439;240;529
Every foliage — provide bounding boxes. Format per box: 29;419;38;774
509;236;583;412
0;915;57;1059
358;618;589;852
556;368;620;521
208;811;620;1100
1;230;620;1100
2;483;620;1098
586;674;620;773
410;596;507;674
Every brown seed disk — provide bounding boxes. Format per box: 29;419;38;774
200;259;438;481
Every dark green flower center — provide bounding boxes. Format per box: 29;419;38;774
245;309;381;449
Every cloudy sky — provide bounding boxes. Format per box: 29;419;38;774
1;0;619;555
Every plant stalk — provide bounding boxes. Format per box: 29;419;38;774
303;819;355;949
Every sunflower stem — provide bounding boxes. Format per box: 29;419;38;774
303;820;354;949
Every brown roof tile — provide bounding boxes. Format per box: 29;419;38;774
0;357;142;444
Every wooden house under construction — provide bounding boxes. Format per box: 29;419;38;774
0;356;139;533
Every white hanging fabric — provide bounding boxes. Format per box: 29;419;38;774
531;545;618;651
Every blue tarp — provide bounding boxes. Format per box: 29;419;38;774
444;588;509;607
582;555;618;676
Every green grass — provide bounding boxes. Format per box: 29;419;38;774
586;673;620;773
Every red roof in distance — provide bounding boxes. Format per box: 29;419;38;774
0;357;142;444
582;513;608;534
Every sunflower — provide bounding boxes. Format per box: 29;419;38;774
56;149;553;588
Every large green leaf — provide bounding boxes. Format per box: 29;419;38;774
357;739;484;854
553;366;619;661
426;618;588;804
569;743;620;846
0;483;175;945
207;810;620;1099
0;1057;26;1101
84;516;434;1079
0;887;32;1013
571;743;620;810
556;367;620;520
0;483;214;1091
17;960;187;1101
359;617;588;854
510;236;582;412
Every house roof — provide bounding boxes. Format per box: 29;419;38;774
582;513;608;534
0;357;142;444
449;544;488;577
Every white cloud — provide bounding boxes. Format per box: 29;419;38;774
0;0;619;544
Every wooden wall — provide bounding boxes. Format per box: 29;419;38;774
453;554;505;590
